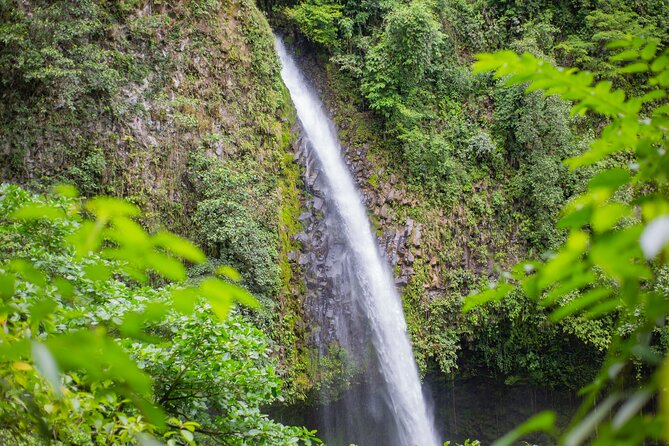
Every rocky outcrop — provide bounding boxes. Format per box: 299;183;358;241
290;132;367;354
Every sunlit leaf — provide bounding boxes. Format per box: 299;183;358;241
539;232;589;289
170;287;200;314
549;288;613;321
132;396;166;429
12;361;32;371
539;270;595;307
83;262;112;282
86;197;140;220
641;42;658;61
610;49;640;62
68;220;104;257
10;259;46;287
216;265;242;282
199;277;259;319
53;184;79;199
0;339;30;362
120;303;167;340
111;216;150;247
592;203;631;233
10;204;66;221
584;299;621;319
209;296;232;320
620;62;649;74
587;168;630;191
492;411;556;446
651;55;669;72
145;251;187;282
153;231;206;264
607;39;633;49
52;277;74;300
0;273;16;299
558;206;593;230
29;297;57;327
463;283;513;313
47;330;152;396
199;278;234;319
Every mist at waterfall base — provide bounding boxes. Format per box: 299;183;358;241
275;36;440;446
273;376;579;445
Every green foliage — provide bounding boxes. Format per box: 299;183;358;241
435;0;487;54
0;0;132;108
444;440;481;446
464;288;607;388
188;150;281;307
399;130;460;194
554;1;669;90
286;0;347;48
467;36;669;444
361;0;445;116
0;184;319;445
379;1;442;92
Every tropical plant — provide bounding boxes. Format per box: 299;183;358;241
0;184;319;445
285;0;348;48
465;36;669;445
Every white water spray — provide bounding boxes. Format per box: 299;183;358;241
275;36;440;446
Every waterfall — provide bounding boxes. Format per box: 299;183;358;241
275;36;440;446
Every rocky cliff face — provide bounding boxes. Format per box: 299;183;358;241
1;0;285;234
0;0;316;401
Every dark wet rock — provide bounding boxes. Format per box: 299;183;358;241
295;142;304;160
412;224;421;247
405;218;414;236
307;170;319;187
393;230;402;248
295;231;309;244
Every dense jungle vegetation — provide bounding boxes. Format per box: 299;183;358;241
1;0;669;444
274;0;669;389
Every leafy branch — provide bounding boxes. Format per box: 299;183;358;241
466;36;669;445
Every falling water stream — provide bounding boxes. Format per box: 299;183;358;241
275;36;440;446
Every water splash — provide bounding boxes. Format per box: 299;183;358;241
275;36;440;446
